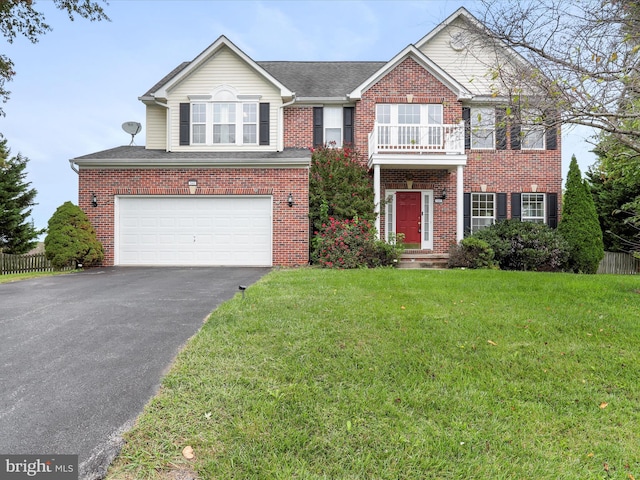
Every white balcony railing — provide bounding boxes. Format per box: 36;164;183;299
368;121;465;156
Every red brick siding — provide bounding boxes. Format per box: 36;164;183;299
355;57;462;161
79;168;309;267
354;56;562;253
284;106;314;149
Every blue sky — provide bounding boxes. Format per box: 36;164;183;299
2;0;597;232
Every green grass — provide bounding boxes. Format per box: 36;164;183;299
0;270;69;283
107;269;640;479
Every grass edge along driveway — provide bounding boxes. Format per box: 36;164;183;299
107;268;640;480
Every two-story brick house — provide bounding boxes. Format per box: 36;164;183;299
70;7;560;267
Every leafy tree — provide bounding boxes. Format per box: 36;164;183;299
45;201;104;269
558;156;604;273
464;1;640;153
586;163;638;252
0;138;42;253
0;0;109;116
309;146;375;234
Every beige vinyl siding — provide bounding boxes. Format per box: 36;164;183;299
166;46;281;151
419;17;511;96
145;104;167;150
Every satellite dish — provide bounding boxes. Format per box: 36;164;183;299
122;121;142;146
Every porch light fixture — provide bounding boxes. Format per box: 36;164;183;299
288;193;295;207
91;193;98;208
441;188;447;200
188;179;197;195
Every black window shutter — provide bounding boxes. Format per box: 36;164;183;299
313;107;324;147
496;108;507;150
545;114;558;150
343;107;354;145
463;192;471;236
510;107;521;150
497;193;507;221
462;107;471;150
510;123;521;150
259;103;270;146
511;193;521;219
179;103;190;146
547;193;558;228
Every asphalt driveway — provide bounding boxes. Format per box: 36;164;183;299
0;267;269;479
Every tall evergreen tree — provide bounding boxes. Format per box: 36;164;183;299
586;165;638;252
558;156;605;273
0;138;42;254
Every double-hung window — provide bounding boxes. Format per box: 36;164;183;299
186;92;261;146
213;103;236;144
242;104;257;144
191;103;207;144
324;106;343;146
522;193;545;223
521;110;545;149
470;107;495;149
471;193;495;233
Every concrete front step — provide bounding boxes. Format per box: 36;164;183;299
398;252;449;269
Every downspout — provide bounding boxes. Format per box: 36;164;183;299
69;159;79;174
278;93;296;152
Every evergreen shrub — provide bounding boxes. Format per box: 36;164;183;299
474;219;569;271
45;201;104;269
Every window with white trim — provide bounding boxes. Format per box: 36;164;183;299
213;103;236;144
471;193;495;233
242;103;257;144
522;193;545;223
324;106;343;146
375;104;443;147
521;110;545;150
376;104;391;145
470;107;495;149
191;103;207;144
187;88;260;146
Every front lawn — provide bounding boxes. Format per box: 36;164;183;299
107;269;640;479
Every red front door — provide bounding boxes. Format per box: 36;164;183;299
396;191;421;247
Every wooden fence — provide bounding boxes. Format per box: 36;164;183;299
0;252;55;275
597;252;640;275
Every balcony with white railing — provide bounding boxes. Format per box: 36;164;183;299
368;121;465;158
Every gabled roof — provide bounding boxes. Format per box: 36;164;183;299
414;7;482;50
349;45;472;100
144;36;294;100
258;61;385;101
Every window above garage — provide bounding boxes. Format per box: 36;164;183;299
180;88;270;147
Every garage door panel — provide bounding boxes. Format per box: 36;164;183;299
117;196;272;266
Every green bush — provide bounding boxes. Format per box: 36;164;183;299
45;201;104;269
474;219;569;271
559;156;604;273
448;237;496;269
309;146;375;234
312;217;404;268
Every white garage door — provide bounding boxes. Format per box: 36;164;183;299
117;196;272;266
